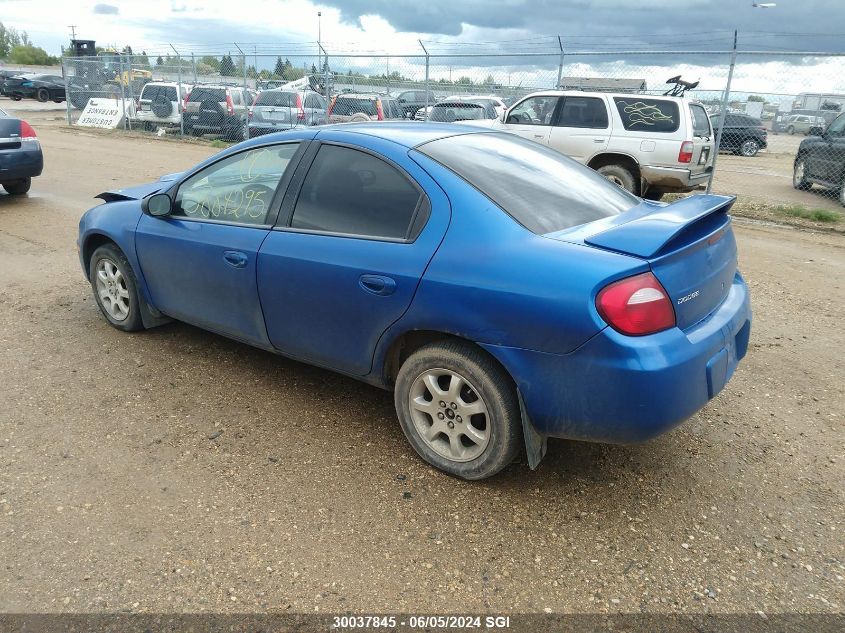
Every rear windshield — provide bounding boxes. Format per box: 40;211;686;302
143;85;177;101
429;103;488;121
189;88;225;103
418;132;638;234
614;97;680;133
256;91;296;107
332;97;377;116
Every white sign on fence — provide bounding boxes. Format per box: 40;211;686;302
75;98;133;129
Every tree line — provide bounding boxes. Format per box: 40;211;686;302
0;22;59;65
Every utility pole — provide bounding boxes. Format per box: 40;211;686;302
68;25;77;42
317;11;322;72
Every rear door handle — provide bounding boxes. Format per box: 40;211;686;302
359;274;396;296
223;250;248;268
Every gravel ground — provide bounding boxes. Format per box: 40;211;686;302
0;106;843;618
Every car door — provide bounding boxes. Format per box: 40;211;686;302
547;95;610;163
495;95;562;146
813;113;845;182
134;142;305;346
257;139;450;375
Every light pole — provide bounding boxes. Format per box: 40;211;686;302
317;11;322;72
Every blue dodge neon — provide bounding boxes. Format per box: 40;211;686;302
77;123;751;479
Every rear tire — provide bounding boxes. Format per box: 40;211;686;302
2;178;31;195
89;244;144;332
787;125;795;135
793;157;812;191
597;164;638;195
394;340;523;480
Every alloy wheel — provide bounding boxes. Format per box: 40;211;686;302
95;258;131;322
740;140;758;157
408;368;491;463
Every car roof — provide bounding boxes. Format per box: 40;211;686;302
314;121;489;148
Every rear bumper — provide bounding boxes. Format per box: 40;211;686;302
482;272;751;443
640;164;712;193
0;147;43;181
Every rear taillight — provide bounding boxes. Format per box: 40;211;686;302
19;120;37;140
295;93;305;121
225;93;234;116
376;100;384;121
327;96;336;117
678;141;694;164
596;272;675;336
182;92;190;113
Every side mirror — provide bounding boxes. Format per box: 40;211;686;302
143;192;173;217
808;126;824;137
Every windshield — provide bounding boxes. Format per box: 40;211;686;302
418;132;638;234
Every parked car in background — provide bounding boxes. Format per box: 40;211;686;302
396;89;439;118
1;74;66;103
466;90;713;200
427;99;499;123
782;113;826;135
249;89;327;136
0;106;43;195
710;112;768;156
414;95;507;121
793;111;845;206
182;85;250;139
773;108;839;134
327;93;404;123
135;81;191;131
77;123;751;479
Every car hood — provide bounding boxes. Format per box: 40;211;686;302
95;172;183;202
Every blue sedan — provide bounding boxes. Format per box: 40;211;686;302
77;123;751;479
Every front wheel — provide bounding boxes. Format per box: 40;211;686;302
793;158;812;190
739;139;760;157
36;88;50;103
89;244;144;332
3;178;31;195
596;164;638;195
394;341;523;480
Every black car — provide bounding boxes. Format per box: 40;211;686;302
793;112;845;206
1;74;66;103
710;112;768;157
396;89;439;118
0;106;43;195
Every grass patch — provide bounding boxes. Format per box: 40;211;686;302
210;139;231;149
773;205;842;223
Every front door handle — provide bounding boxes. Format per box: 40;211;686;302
359;274;396;296
223;250;248;268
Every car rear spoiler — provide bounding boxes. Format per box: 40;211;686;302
584;194;736;258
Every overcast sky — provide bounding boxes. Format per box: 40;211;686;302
2;0;844;97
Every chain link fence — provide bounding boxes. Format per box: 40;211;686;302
46;45;845;217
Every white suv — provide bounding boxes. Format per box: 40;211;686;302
135;81;191;130
469;90;713;200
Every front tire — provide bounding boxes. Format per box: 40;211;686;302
793;157;812;190
36;88;49;103
89;244;144;332
394;341;522;480
596;164;638;195
2;178;31;195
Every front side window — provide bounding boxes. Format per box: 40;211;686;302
614;97;680;133
174;143;300;225
291;145;422;240
557;96;609;129
506;96;560;126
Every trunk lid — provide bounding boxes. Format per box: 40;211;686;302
0;118;22;150
550;194;738;331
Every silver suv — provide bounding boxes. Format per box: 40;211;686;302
249;89;327;136
135;81;191;130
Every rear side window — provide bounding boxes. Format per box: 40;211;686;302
614;97;680;133
557;96;608;129
189;88;225;103
332;97;377;116
257;91;296;107
418;132;637;234
689;104;711;137
291;145;423;240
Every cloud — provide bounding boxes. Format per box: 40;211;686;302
93;3;119;14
